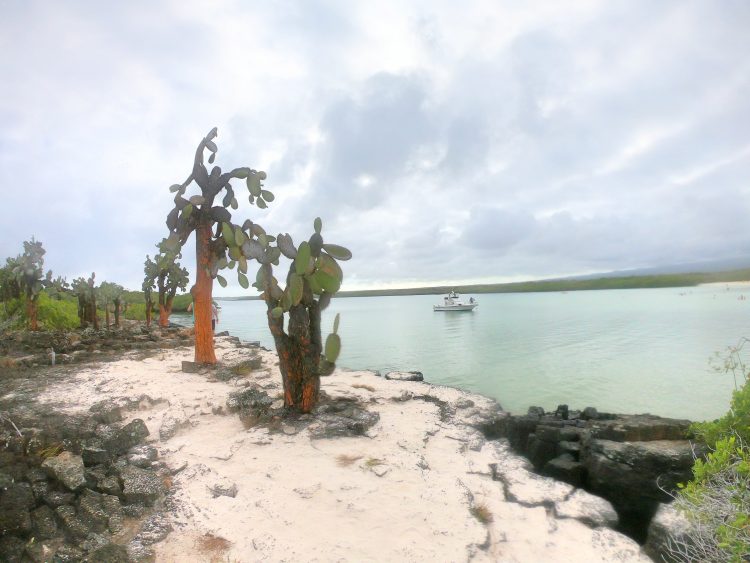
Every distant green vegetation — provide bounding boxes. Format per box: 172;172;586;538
220;268;750;300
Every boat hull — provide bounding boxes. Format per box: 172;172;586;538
433;304;478;311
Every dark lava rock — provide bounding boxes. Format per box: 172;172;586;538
121;466;163;506
31;504;59;540
0;483;34;535
127;445;158;468
55;505;91;540
77;489;111;533
527;406;545;418
43;490;75;508
133;513;172;545
226;387;274;424
82;443;112;466
98;475;122;497
308;401;380;439
384;370;424;382
109;419;149;455
50;544;85;562
25;538;66;562
88;542;130;562
543;454;584;487
0;536;26;563
89;399;124;424
42;452;86;491
581;406;599;420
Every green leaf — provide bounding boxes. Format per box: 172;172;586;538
227;260;236;270
322;244;352;261
325;333;341;363
216;274;227;288
295;241;311;276
271;306;284;319
169;184;182;193
221;222;235;247
238;271;249;289
333;313;340;334
229;246;241;261
289;273;303;305
261;190;275;202
256;198;267;209
314;217;322;234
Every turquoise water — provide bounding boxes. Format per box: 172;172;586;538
174;285;750;420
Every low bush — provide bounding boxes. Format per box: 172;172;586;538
670;339;750;562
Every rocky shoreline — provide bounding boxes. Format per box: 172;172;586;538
0;327;694;561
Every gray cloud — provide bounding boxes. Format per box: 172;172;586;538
1;0;748;293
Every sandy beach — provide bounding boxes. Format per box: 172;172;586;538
32;336;651;562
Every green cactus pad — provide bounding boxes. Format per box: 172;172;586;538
325;333;341;363
216;274;227;288
271;306;284;319
314;217;322;234
322;244;352;261
289;273;304;306
221;222;235;247
238;271;249;289
295;241;311;276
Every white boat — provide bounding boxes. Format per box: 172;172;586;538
433;291;478;311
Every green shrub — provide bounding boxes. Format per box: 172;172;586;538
124;303;148;321
670;339;750;562
36;292;78;330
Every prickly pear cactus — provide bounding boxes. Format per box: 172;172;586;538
217;213;351;412
11;238;51;330
163;127;268;364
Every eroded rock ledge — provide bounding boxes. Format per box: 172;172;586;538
499;405;700;544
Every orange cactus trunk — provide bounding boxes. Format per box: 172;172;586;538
158;297;174;328
194;220;216;364
27;298;39;331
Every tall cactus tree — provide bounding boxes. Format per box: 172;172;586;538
99;281;124;328
71;273;98;329
163;127;269;364
221;216;350;413
142;258;156;327
144;247;189;328
12;238;51;331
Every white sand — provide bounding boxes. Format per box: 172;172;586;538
38;337;651;562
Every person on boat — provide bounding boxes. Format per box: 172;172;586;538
469;297;475;304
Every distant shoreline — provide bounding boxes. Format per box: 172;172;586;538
216;267;750;301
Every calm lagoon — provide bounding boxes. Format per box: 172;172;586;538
175;283;749;420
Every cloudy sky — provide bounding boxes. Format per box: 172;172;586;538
1;0;748;294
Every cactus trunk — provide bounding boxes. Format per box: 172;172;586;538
158;296;174;328
114;298;121;327
26;297;39;331
105;302;111;327
145;298;152;327
267;300;322;413
194;220;216;364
